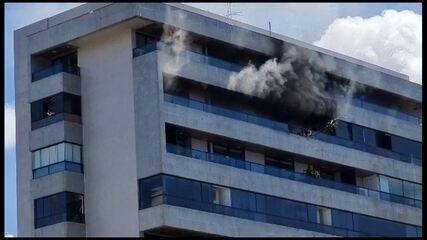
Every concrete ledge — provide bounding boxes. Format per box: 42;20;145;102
35;222;85;237
31;171;84;199
139;204;336;237
162;153;422;226
162;102;421;184
30;121;82;151
30;72;81;102
160;52;421;142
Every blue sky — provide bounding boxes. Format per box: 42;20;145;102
4;3;421;237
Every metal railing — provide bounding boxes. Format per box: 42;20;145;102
164;93;422;167
166;143;422;208
32;64;80;82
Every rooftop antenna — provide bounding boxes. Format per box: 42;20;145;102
225;3;242;20
269;21;272;36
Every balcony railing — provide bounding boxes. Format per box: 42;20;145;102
133;42;245;72
33;161;83;179
166;143;422;208
32;64;80;82
164;93;422;167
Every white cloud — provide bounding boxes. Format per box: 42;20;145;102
314;10;422;85
5;104;16;149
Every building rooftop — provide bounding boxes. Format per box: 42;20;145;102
15;3;421;91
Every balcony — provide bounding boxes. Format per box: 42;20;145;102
32;64;80;82
164;93;421;167
166;144;421;208
133;42;421;126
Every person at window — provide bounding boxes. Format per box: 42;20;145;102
46;105;55;117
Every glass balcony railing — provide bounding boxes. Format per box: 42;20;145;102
166;144;421;208
164;93;422;167
33;161;83;179
32;64;80;82
146;193;384;237
336;94;422;126
133;42;245;72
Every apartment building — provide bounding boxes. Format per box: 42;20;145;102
14;3;422;237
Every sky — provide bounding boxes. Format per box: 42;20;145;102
4;2;422;237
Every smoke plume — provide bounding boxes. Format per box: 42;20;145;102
160;7;190;90
228;43;362;128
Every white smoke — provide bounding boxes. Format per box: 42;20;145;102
314;9;422;85
160;7;190;89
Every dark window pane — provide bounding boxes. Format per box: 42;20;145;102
363;128;376;146
336;121;352;140
332;209;353;230
352;125;364;144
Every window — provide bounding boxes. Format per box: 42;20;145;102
31;93;81;129
32;142;83;178
316;207;332;225
376;132;392;150
336;121;352;140
391;136;422;159
212;186;231;206
265;154;294;171
51;52;77;67
379;175;403;196
212;143;245;160
35;192;84;228
363;128;376;146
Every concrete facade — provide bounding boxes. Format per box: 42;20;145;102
15;3;422;237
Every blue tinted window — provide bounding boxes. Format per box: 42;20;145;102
231;189;256;211
35;192;83;228
352;125;364;144
363;128;376;146
201;183;214;203
332;209;353;230
336;121;352;140
164;176;201;201
140;175;163;208
353;213;409;237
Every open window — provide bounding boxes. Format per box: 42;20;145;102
316;207;332;226
376;132;392;150
212;186;231;206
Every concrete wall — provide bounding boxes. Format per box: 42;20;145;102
15;28;35;237
163;103;422;184
163;153;421;226
30;121;82;151
78;26;139;236
30;72;81;102
34;222;85;237
31;172;84;199
139;205;336;237
133;52;164;179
